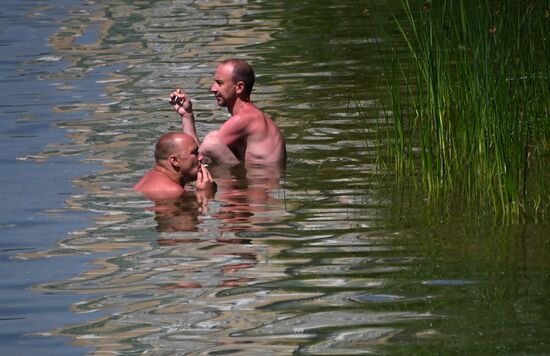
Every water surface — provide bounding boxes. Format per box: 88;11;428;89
2;0;549;355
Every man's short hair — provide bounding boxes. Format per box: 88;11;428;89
154;132;178;162
221;59;255;98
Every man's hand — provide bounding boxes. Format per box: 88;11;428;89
170;88;200;146
196;164;216;192
195;164;216;212
169;88;193;116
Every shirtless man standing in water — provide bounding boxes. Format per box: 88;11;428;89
169;59;286;166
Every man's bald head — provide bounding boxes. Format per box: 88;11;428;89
154;132;196;162
219;59;255;98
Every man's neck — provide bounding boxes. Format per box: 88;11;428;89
154;164;184;187
229;97;250;115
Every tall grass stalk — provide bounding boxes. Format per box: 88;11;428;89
381;0;550;221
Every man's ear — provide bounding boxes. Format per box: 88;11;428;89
235;81;245;95
169;155;179;169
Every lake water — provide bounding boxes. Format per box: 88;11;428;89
1;0;549;355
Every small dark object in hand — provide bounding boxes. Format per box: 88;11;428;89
170;95;183;105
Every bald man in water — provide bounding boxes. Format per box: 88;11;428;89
134;132;215;201
169;59;287;166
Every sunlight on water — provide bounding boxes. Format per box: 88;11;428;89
11;0;550;354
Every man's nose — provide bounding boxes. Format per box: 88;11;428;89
198;152;204;162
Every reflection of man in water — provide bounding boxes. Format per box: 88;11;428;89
152;191;203;233
209;164;286;233
169;59;287;166
150;164;285;234
134;132;215;201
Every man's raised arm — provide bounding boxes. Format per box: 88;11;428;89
169;88;200;147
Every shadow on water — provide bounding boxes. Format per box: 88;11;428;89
4;0;549;354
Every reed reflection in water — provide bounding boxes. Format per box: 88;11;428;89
21;0;550;354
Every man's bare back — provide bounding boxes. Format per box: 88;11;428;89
215;102;286;163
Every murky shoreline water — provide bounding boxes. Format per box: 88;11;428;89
1;0;549;355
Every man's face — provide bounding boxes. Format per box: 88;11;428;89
210;63;237;107
174;137;202;183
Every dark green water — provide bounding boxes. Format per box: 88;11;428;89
15;0;550;354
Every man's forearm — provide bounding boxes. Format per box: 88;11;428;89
199;131;240;166
181;112;200;147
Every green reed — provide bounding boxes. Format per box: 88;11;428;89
379;0;550;221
